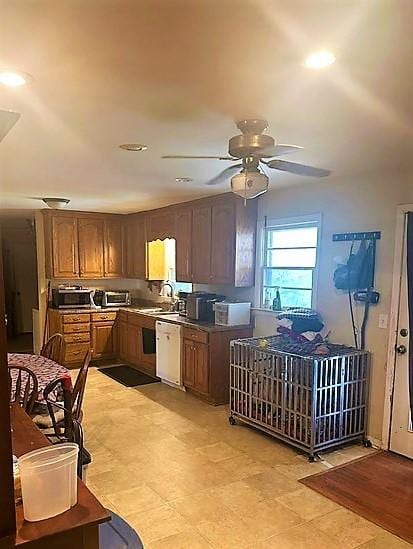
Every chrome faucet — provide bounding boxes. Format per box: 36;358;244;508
159;282;176;310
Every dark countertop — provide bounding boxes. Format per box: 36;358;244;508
50;306;253;332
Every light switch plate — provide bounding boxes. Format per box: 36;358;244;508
378;314;388;329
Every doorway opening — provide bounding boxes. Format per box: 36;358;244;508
1;215;38;353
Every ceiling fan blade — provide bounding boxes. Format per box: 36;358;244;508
265;159;331;177
205;164;242;186
162;155;236;161
259;144;304;158
0;110;20;142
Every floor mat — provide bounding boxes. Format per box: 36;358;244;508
300;451;413;545
98;365;160;387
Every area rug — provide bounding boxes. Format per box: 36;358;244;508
98;365;160;387
300;451;413;544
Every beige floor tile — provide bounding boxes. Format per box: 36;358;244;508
310;508;384;548
195;441;242;463
218;453;273;481
148;529;213;549
242;468;298;499
241;498;304;540
126;504;189;545
169;490;235;524
105;483;166;516
210;480;265;515
273;457;329;480
276;487;340;520
357;531;412;548
197;514;260;549
254;522;347;549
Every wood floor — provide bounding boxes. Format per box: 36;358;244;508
81;368;411;548
301;451;413;545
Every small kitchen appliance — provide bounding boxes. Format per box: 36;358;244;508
214;301;251;326
186;292;226;322
102;290;131;307
51;286;94;309
175;291;189;317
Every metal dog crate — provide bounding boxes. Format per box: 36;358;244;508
229;336;370;460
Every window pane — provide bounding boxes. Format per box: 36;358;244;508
262;287;312;309
267;226;318;248
266;248;316;267
263;268;313;289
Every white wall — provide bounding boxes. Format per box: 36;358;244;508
255;170;413;442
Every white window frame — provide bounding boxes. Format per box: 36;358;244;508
254;214;322;310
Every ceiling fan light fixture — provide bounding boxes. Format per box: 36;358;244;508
119;143;148;151
231;171;269;200
42;197;70;209
305;50;336;69
0;69;32;87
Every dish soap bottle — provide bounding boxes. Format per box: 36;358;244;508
272;287;282;311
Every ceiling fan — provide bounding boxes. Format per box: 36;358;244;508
162;119;331;199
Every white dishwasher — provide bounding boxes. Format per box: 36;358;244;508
155;321;183;388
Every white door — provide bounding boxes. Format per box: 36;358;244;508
390;216;413;458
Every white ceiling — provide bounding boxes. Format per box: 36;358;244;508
1;0;413;213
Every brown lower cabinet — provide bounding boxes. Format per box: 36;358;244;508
119;311;156;377
182;325;252;405
48;310;118;366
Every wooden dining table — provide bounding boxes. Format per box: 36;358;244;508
8;353;72;402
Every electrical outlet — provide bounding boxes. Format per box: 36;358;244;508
378;314;388;329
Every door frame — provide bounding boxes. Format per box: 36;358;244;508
382;203;413;449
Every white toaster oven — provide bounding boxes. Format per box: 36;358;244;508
214;302;251;326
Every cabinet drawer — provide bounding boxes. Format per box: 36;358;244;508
65;343;90;363
64;332;90;344
182;327;209;343
63;313;90;324
91;312;117;322
63;322;90;334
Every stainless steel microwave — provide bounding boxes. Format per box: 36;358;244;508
102;291;131;307
51;287;93;309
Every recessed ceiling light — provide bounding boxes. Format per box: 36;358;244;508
175;177;193;183
119;143;148;151
0;70;32;87
305;50;336;69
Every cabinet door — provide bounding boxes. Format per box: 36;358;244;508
78;217;104;278
175;208;192;282
211;200;235;284
126;215;146;279
91;322;116;359
119;320;128;361
127;323;140;365
146;211;175;241
194;341;209;394
104;217;123;277
183;339;195;388
51;215;79;278
191;205;212;283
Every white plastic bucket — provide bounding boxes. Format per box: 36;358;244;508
18;443;79;522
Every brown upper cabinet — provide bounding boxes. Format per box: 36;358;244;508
78;217;104;278
104;217;124;277
49;215;79;278
44;211;124;279
175;207;192;283
145;210;176;242
191;195;257;287
125;214;146;279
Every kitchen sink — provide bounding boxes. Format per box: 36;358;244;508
133;307;176;315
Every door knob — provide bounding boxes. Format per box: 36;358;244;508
396;344;408;355
400;328;408;337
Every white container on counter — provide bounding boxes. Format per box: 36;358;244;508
18;443;79;522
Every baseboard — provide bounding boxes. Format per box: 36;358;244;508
368;436;383;449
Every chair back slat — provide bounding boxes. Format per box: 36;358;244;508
8;365;38;414
41;333;66;364
72;351;91;422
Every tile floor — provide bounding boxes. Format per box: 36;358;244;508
81;368;411;548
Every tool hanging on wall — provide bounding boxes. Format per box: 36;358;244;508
332;231;381;349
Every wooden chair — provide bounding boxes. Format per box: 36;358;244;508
41;333;65;364
8;365;39;414
72;350;92;422
41;377;87;478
